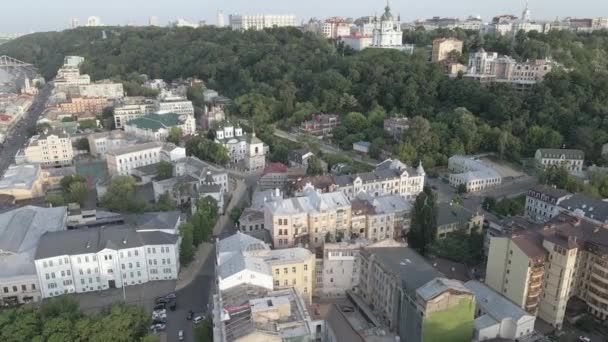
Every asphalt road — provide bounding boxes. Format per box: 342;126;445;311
163;245;216;342
0;84;52;174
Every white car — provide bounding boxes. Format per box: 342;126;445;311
578;337;591;342
193;315;204;324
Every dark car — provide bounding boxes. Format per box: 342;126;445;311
155;297;169;305
165;292;177;300
154;303;165;311
186;310;194;320
169;300;176;311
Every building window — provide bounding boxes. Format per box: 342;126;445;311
292;267;296;273
304;265;308;271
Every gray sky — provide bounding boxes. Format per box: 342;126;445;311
2;0;608;33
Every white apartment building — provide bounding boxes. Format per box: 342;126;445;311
20;129;74;167
351;192;412;241
78;82;124;99
322;18;351;39
448;155;502;192
229;14;296;31
468;49;499;75
87;130;141;159
317;241;368;297
264;184;352;248
535;148;584;175
0;206;67;306
157;97;194;117
525;185;571;223
215;123;267;171
64;56;85;67
106;142;185;176
34;225;179;298
333;159;425;200
124;113;196;142
216;232;316;303
114;99;157;128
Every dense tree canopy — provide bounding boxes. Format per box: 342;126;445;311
0;296;153;342
3;27;608;165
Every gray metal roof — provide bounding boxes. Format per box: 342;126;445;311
465;280;534;323
537;148;584;160
35;225;177;260
0;163;41;192
559;193;608;224
0;206;67;278
0;206;67;254
417;277;471;301
133;211;181;231
437;203;477;227
364;247;441;296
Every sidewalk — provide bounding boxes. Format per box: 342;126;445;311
175;242;214;291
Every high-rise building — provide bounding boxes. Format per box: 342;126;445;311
217;11;224;27
431;37;464;62
149;16;159;27
87;16;102;27
229;14;296;31
485;213;608;328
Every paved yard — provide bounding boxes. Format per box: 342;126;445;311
73;280;176;313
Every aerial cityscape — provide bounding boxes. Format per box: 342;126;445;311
0;1;607;342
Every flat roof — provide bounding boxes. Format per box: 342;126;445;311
364;247;441;296
465;280;534;323
0;163;40;191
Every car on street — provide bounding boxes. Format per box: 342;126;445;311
165;292;176;300
149;323;166;332
187;310;194;320
168;299;176;311
579;337;591;342
193;315;204;324
178;330;184;341
154;303;165;311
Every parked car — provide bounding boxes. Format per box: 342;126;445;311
169;300;176;311
149;323;166;332
155;297;169;305
193;315;203;324
186;310;194;320
579;337;591;342
178;330;184;341
152;318;166;324
153;303;165;311
165;292;176;300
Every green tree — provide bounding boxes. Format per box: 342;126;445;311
45;193;66;207
68;182;88;206
229;207;243;223
167;127;182;145
408;186;438;255
156;161;173;180
306;156;324;176
101;176;146;213
78;119;97;130
60;175;86;192
179;223;194;266
194;317;213;342
76;138;90;152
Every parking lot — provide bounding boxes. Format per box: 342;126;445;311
73;280;176;314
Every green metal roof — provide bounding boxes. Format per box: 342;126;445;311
126;113;183;131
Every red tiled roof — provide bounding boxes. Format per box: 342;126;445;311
263;162;288;175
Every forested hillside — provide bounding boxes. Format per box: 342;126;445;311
2;26;607;167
